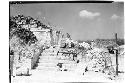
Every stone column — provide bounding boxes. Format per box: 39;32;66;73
58;33;62;47
57;31;61;45
12;51;19;76
50;29;54;46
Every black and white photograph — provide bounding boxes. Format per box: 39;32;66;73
9;1;124;83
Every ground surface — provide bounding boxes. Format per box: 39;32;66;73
11;68;124;83
11;47;124;83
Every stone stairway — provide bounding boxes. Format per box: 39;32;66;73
35;48;77;71
36;51;58;71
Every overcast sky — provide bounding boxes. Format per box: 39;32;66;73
10;2;124;40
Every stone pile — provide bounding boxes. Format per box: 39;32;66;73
84;47;115;78
78;42;91;50
15;44;40;76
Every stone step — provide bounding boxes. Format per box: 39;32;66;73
36;65;75;71
38;62;57;66
37;62;76;68
37;65;57;68
38;59;58;63
40;54;57;56
39;58;57;61
38;59;75;63
38;60;74;64
41;53;57;56
36;63;76;71
39;55;57;59
57;60;76;64
36;68;57;71
39;56;57;58
36;66;57;70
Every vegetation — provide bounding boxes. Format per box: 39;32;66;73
95;39;124;48
77;38;124;48
9;15;51;74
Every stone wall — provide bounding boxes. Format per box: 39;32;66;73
31;28;51;47
31;46;43;69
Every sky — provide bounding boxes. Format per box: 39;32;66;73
10;2;124;41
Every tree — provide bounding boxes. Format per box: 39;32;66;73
10;15;38;46
66;33;71;39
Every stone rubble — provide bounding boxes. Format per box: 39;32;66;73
10;15;124;81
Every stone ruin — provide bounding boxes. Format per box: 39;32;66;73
10;15;117;80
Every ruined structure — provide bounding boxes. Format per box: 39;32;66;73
30;28;51;47
10;15;120;81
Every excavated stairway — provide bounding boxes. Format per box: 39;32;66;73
35;47;77;71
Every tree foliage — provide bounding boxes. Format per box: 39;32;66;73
9;15;39;45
